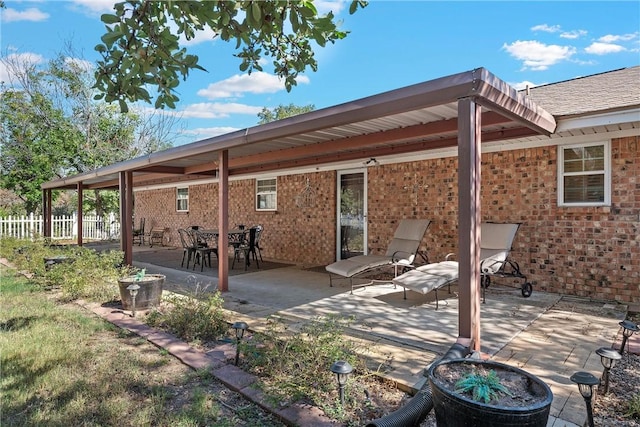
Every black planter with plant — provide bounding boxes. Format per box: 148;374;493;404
117;269;165;310
428;358;553;427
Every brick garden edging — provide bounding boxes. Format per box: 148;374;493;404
83;301;337;427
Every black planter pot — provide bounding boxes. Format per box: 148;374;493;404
117;274;165;310
428;359;553;427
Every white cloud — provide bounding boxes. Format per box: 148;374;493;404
182;126;241;138
69;0;116;15
315;1;347;15
1;7;49;23
0;52;45;85
180;102;263;119
509;80;544;91
197;71;310;100
531;24;561;33
599;33;639;43
584;42;625;55
503;40;576;71
560;30;587;40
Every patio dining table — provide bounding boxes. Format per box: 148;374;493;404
197;229;247;248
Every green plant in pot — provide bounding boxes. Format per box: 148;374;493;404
428;358;553;427
117;268;165;311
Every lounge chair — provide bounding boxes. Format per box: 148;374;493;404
325;219;431;293
392;222;532;309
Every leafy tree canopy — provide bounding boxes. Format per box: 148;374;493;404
1;47;177;215
257;103;315;124
94;0;367;112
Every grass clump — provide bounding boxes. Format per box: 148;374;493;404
455;369;513;404
627;393;640;419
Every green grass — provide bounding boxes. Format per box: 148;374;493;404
0;266;283;427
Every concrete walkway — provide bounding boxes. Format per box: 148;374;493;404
131;252;637;427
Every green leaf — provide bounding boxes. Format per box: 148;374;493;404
100;13;121;25
251;2;261;24
100;30;123;46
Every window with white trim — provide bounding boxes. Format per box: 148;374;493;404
256;178;277;211
558;141;610;206
176;187;189;212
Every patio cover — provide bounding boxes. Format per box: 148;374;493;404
41;67;556;351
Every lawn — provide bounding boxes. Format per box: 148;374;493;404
0;266;284;427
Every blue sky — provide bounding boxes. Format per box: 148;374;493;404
2;1;639;146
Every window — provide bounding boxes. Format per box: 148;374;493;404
176;187;189;212
256;178;277;211
558;141;610;206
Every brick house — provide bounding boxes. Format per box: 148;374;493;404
42;66;640;305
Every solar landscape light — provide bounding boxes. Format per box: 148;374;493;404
126;284;140;318
570;371;599;427
618;320;639;355
232;321;248;366
330;360;353;406
596;347;621;395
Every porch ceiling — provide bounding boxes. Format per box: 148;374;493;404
42;68;556;191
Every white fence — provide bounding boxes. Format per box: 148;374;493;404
0;213;121;241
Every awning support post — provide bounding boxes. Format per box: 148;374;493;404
77;182;83;246
119;171;133;266
457;97;482;352
218;150;230;292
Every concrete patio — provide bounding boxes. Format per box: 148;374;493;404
110;243;636;426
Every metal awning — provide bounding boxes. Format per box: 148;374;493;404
42;68;555;191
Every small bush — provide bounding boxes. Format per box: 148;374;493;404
0;237;125;301
146;285;228;344
240;314;375;422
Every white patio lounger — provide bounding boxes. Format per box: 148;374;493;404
393;222;532;309
326;219;431;293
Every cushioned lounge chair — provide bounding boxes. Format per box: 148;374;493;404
326;219;431;293
392;222;532;309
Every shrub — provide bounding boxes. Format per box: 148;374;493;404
240;314;373;420
0;237;125;301
146;285;228;344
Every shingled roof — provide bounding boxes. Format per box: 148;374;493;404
526;66;640;117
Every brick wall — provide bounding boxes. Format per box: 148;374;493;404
134;136;639;303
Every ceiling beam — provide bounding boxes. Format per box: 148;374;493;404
228;111;514;170
230;126;538;176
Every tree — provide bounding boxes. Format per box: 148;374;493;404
0;47;178;215
257;103;315;124
94;0;367;111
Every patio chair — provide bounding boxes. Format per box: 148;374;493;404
254;225;264;262
232;226;260;271
178;228;197;268
325;219;431;293
149;227;168;248
189;229;218;272
133;218;145;246
392;222;532;309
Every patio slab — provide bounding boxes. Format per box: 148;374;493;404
94;244;634;427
